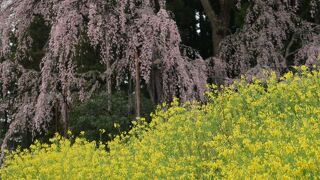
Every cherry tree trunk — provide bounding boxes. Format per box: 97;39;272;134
212;26;222;56
147;67;163;104
106;61;112;112
60;96;68;137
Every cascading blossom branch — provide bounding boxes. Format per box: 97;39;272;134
87;0;207;102
212;0;320;81
0;0;208;163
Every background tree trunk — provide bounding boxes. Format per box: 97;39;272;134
200;0;232;56
106;61;112;112
200;0;220;56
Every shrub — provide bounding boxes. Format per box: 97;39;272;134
1;66;320;179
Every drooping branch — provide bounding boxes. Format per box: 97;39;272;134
0;0;208;162
215;0;320;82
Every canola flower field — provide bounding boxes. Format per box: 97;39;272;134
1;66;320;179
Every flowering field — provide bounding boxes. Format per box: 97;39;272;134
1;66;320;179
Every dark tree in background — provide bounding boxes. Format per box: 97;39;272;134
167;0;213;58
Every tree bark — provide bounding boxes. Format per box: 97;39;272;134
128;75;133;116
55;102;58;133
147;67;163;105
106;60;112;112
59;95;68;137
147;68;156;105
200;0;220;56
212;26;222;56
219;0;232;28
135;52;141;117
200;0;232;56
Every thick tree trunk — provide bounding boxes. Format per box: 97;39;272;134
200;0;220;56
128;75;133;116
154;68;163;102
200;0;232;56
219;0;232;28
218;0;232;53
147;61;163;104
135;52;141;117
60;95;68;137
212;26;221;56
147;69;156;105
55;103;59;133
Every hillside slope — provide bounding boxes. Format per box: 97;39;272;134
1;66;320;179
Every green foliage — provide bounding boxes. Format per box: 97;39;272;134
69;92;155;142
1;66;320;179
